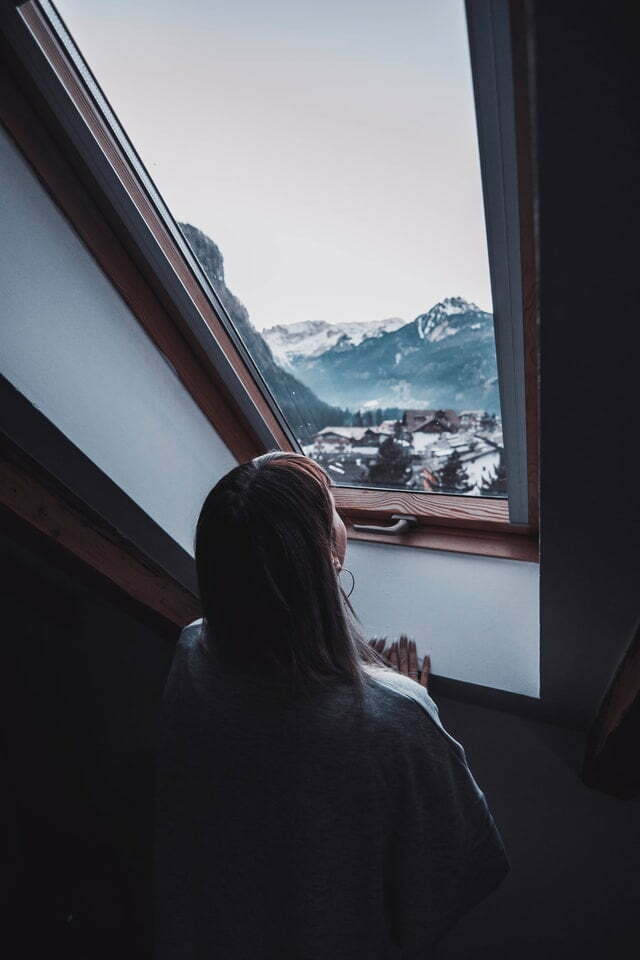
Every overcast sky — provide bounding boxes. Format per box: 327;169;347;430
56;0;492;330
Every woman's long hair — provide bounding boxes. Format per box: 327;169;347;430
194;451;391;699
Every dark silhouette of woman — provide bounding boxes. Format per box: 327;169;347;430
154;452;509;959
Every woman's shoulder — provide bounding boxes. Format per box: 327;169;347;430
364;664;440;722
169;618;208;678
363;665;467;758
179;618;204;644
364;668;488;806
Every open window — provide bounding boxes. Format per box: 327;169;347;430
0;0;537;561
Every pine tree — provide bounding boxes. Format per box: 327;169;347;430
380;406;404;422
353;410;364;427
479;450;507;496
480;411;497;431
433;449;474;494
368;436;413;486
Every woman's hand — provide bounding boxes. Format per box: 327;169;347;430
368;635;431;689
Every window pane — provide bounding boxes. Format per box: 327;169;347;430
55;0;506;498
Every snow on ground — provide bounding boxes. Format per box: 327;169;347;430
411;432;443;454
464;450;500;493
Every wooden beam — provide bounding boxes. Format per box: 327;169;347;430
0;437;200;627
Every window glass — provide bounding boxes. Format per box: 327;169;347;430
55;0;506;498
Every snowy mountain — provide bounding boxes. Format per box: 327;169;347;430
179;223;347;438
178;219;500;423
415;296;484;342
262;317;406;368
287;298;500;412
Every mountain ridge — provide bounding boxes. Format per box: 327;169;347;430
263;316;406;368
274;298;501;412
179;222;347;438
179;222;501;425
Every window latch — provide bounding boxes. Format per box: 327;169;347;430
352;514;418;536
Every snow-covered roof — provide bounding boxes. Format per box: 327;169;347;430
315;426;376;440
377;420;400;433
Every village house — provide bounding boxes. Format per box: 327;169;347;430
312;425;384;447
403;409;461;434
458;410;486;429
377;419;402;436
402;409;436;432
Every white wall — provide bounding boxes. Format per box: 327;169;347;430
0;126;539;694
348;541;539;697
0;127;236;554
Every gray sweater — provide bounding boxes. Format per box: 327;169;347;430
154;620;510;959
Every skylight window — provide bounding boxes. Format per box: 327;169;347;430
53;0;508;500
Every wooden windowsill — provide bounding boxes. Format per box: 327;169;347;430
344;517;538;562
333;486;538;561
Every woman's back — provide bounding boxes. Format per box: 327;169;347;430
154;621;509;959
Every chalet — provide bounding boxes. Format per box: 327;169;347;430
377;419;402;435
458;410;486;429
410;430;443;456
410;409;461;434
312;428;354;445
402;409;436;432
313;425;383;447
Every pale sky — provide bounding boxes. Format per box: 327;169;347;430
55;0;492;330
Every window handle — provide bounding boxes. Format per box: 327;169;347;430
352;514;418;535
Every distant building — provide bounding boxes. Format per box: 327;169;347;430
312;430;350;446
313;425;383;447
410;431;441;456
459;410;485;429
350;445;382;459
406;409;460;434
402;409;436;432
377;419;401;435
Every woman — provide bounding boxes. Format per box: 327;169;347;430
154;452;509;959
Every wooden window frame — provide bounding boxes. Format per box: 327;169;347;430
0;0;538;563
